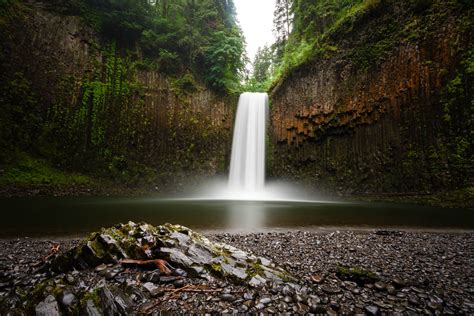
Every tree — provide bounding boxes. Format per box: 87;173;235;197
273;0;293;66
252;45;273;83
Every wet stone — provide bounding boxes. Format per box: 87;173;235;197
173;279;185;288
278;301;289;311
94;264;107;272
321;285;342;294
255;303;265;310
409;295;421;306
35;295;60;316
142;282;161;297
392;278;406;288
267;307;277;313
309;304;327;314
99;269;117;280
84;299;101;316
283;295;293;303
219;293;235;302
364;305;380;316
159;276;178;283
60;291;77;307
387;285;396;295
259;297;272;305
145;271;161;283
352;288;361;295
428;301;442;311
374;282;386;291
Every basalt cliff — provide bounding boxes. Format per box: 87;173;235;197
0;1;236;192
270;1;473;195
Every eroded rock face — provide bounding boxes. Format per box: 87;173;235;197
270;1;472;194
1;1;235;190
50;222;294;286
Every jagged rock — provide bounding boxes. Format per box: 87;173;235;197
83;299;102;316
98;285;132;316
48;222;295;287
35;295;60;316
142;282;161;297
59;290;77;307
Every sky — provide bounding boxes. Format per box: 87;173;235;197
234;0;276;64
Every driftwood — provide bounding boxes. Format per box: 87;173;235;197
32;244;60;267
119;258;173;275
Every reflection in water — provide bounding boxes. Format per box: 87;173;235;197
0;197;472;237
227;202;265;232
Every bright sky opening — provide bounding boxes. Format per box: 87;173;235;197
234;0;276;65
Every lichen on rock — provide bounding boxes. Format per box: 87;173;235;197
48;222;295;287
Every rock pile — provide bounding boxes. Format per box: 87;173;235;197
0;222;296;315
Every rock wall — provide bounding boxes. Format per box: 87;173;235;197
270;2;473;194
0;2;235;189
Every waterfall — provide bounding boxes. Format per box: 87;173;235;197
228;92;268;193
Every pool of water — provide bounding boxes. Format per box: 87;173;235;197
0;196;472;237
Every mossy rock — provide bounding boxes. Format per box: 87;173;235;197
46;222;295;288
336;265;380;285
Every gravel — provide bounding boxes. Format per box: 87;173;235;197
0;229;472;314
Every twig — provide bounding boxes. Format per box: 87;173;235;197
32;244;60;267
120;258;174;274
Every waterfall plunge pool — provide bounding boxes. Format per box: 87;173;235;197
0;196;472;237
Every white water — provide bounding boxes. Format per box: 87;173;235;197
171;92;331;203
228;92;268;193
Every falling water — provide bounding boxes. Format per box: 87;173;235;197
179;91;322;202
228;92;268;193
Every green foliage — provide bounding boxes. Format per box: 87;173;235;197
0;152;93;187
269;0;465;88
0;0;15;10
244;45;274;92
270;0;376;87
438;46;474;178
65;0;245;93
348;37;393;69
204;29;245;93
40;44;157;185
0;72;41;162
173;73;198;95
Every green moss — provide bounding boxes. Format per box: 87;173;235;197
79;288;101;311
438;45;474;180
173;73;198;96
0;152;94;187
211;262;222;272
336;265;379;285
246;263;264;278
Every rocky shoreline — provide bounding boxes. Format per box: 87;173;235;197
0;225;472;315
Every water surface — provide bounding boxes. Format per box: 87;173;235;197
0;197;472;237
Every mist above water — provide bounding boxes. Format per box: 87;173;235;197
182;178;328;203
176;92;329;203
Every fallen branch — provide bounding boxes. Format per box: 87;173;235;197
45;244;60;260
32;244;60;267
120;258;173;275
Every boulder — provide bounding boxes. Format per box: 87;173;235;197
49;222;295;287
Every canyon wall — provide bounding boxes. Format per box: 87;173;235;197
270;2;473;194
0;2;235;189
